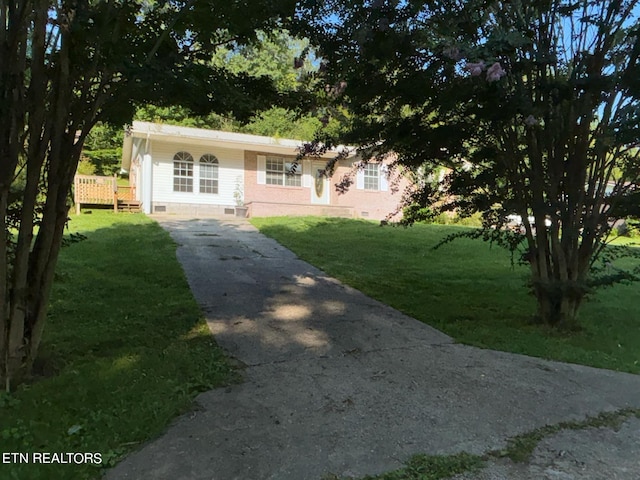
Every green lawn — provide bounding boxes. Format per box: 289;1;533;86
0;212;234;480
251;216;640;374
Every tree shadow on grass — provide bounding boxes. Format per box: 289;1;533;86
0;218;236;480
251;216;640;374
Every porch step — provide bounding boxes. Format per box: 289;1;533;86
117;200;142;213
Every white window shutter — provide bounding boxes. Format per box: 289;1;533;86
380;164;389;192
356;164;364;190
257;155;266;184
302;160;311;187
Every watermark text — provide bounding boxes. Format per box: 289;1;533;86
2;452;102;464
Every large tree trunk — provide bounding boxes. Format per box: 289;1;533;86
0;0;323;389
1;144;80;390
526;217;593;328
530;279;584;328
1;2;80;390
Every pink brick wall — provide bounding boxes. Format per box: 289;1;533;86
331;161;410;220
243;151;410;221
247;202;354;218
244;151;309;205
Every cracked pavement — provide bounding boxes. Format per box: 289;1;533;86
106;217;640;480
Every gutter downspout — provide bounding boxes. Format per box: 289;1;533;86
142;128;153;214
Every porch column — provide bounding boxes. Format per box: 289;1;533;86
142;153;153;214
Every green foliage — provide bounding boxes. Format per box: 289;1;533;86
131;28;347;141
209;29;315;139
297;0;640;326
590;242;640;288
494;409;640;463
623;219;640;238
243;107;322;140
80;124;124;176
2;0;298;386
59;232;88;248
211;28;351;140
402;203;435;224
452;213;484;227
134;105;240;132
213;29;312;92
331;407;640;480
329;452;484;480
434;226;528;267
233;176;244;206
372;453;483;480
402;208;483;227
76;158;97;176
0;212;234;479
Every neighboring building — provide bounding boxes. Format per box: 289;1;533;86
121;121;409;220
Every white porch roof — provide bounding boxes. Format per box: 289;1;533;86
121;121;353;170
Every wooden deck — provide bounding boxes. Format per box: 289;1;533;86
74;175;140;213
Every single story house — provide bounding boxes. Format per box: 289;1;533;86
121;121;409;220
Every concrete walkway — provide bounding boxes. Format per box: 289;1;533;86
107;217;640;480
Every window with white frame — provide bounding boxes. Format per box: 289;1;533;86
199;154;219;194
265;156;301;187
363;163;380;190
173;151;194;192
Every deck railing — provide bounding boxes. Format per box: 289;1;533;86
117;185;135;202
74;174;136;213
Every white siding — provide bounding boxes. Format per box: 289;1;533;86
151;140;244;206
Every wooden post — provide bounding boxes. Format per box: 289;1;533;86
113;174;118;213
74;175;80;214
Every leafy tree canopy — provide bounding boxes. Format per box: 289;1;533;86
85;29;328;174
79;124;124;176
123;28;341;141
243;107;322;140
213;29;314;92
1;0;297;389
297;0;640;327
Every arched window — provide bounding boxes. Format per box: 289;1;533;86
199;154;219;194
173;152;194;192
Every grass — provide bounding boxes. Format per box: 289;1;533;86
251;216;640;374
330;407;640;480
325;453;484;480
0;211;234;480
492;408;640;463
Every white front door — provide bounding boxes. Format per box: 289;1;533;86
311;162;330;204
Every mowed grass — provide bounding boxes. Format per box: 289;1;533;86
0;211;234;480
252;216;640;374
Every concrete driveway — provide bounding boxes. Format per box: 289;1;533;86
107;217;640;480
